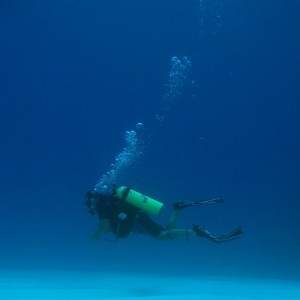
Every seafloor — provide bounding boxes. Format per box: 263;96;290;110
1;270;299;299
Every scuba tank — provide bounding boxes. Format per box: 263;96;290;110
114;186;164;216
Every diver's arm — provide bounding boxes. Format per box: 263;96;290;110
92;218;110;240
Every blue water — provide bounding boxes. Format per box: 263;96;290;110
1;0;299;284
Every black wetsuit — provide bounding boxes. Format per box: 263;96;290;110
94;192;164;239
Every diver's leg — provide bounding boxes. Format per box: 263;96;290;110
158;228;197;241
166;209;181;230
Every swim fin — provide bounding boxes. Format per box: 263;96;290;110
216;227;243;243
192;225;243;243
174;198;223;210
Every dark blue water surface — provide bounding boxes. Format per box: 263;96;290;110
1;1;299;280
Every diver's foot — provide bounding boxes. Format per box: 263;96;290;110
192;224;219;242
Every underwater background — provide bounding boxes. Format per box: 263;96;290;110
0;0;299;282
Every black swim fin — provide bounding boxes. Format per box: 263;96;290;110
216;227;243;243
174;198;223;210
192;225;243;243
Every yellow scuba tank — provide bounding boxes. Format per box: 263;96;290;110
115;186;164;216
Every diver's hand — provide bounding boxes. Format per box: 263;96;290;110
90;219;110;242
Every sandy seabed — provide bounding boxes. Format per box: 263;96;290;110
1;270;299;300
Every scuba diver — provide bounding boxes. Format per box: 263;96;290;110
85;186;243;242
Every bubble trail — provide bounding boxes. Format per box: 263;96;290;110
94;123;144;194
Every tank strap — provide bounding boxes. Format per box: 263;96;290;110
121;186;131;200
